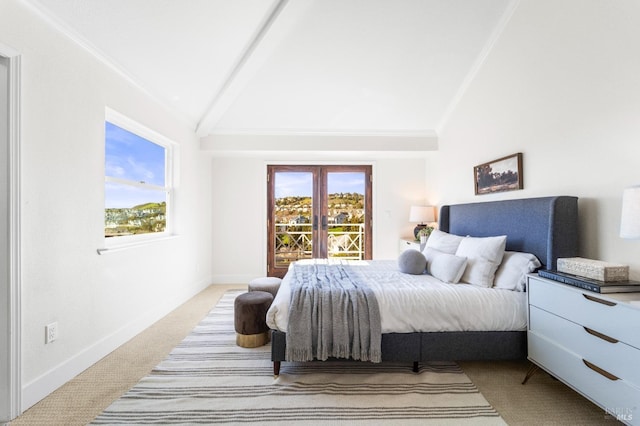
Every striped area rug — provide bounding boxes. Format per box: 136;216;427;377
92;291;505;425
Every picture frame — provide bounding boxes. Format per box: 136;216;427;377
474;152;523;195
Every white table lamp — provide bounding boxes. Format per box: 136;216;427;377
620;185;640;239
409;205;435;239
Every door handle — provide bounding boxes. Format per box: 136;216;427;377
322;215;327;230
583;327;618;344
583;294;616;307
582;359;619;381
313;215;318;231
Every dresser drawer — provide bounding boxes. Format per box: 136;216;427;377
528;276;640;349
529;332;640;424
529;306;640;388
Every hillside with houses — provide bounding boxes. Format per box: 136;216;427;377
275;192;364;225
105;202;166;237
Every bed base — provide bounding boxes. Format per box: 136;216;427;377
271;329;527;375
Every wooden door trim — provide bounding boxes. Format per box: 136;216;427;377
267;164;372;277
319;165;372;260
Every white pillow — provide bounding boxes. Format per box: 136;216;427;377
424;248;467;284
494;251;542;291
455;235;507;287
424;229;465;254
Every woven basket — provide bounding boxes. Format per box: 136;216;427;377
557;257;629;282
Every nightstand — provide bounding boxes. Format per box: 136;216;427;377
399;238;424;254
526;274;640;425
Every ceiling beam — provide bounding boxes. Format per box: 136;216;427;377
200;131;439;157
436;0;521;135
196;0;314;137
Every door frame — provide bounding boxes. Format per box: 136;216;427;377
266;164;372;278
0;43;22;421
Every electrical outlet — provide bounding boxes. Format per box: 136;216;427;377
45;322;58;344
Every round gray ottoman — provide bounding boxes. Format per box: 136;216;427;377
248;276;282;299
234;291;274;348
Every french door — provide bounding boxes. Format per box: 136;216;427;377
267;165;372;278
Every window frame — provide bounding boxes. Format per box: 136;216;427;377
104;108;176;248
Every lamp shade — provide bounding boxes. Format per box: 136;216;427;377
620;185;640;239
409;205;435;224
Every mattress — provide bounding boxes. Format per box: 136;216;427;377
266;259;527;334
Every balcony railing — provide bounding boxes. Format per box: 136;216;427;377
274;223;365;268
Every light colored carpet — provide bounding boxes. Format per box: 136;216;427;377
91;290;506;425
460;360;615;425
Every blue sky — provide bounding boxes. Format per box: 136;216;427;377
105;122;166;208
275;172;365;198
105;182;166;209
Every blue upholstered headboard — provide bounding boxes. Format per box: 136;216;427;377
439;196;578;270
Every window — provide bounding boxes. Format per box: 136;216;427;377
104;108;174;244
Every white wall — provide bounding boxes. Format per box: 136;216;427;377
436;0;640;277
1;0;213;412
210;154;428;283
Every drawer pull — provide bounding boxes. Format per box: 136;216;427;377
583;327;619;344
583;294;616;307
583;359;620;381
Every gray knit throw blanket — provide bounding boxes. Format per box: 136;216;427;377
285;260;382;363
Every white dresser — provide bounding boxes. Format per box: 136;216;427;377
527;275;640;425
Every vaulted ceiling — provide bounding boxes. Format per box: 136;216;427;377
26;0;516;145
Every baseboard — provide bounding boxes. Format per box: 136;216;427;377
21;278;211;412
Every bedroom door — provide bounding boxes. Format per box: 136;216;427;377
267;165;372;278
0;48;21;422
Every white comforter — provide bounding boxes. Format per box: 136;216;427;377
266;259;527;334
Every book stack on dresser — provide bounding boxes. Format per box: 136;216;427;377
527;266;640;425
539;257;640;293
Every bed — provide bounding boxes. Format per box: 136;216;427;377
267;196;579;375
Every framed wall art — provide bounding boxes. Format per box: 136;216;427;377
474;152;523;195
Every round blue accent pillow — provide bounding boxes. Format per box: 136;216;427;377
398;249;427;275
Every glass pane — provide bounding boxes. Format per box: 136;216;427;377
105;182;166;237
326;172;365;260
105;122;165;186
274;172;313;268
